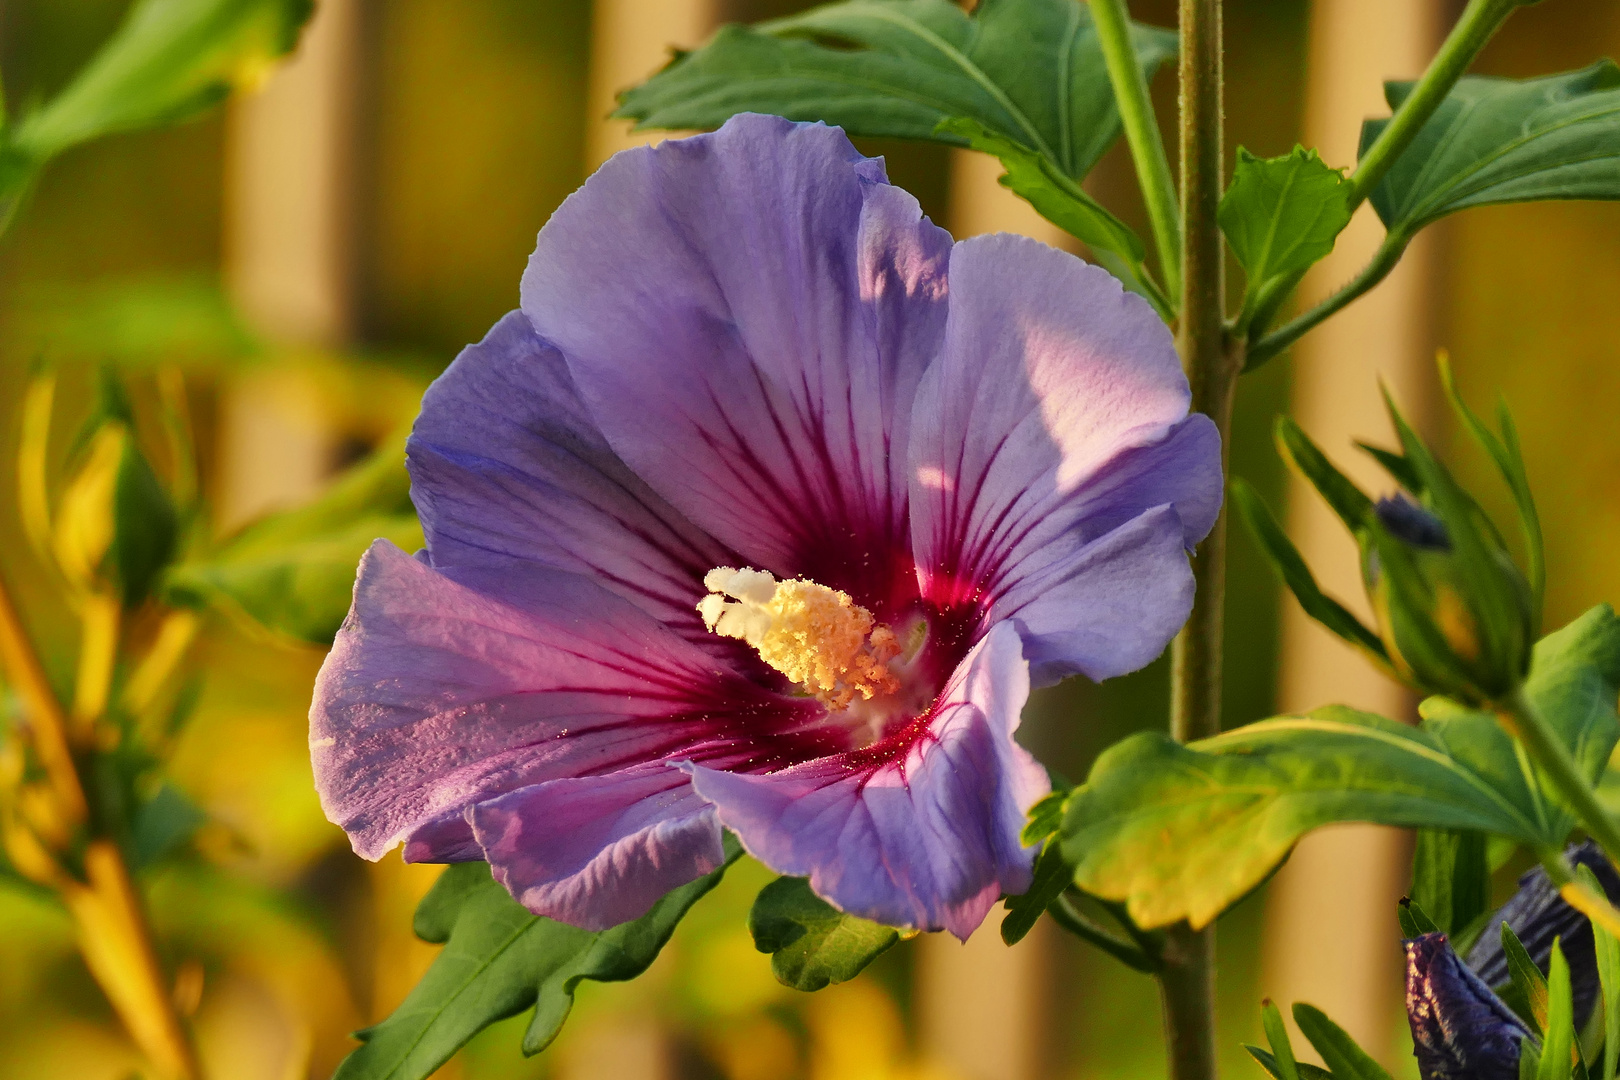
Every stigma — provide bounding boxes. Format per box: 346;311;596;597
698;567;901;710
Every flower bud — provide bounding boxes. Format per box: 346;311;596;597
1247;369;1542;707
1362;491;1535;705
53;419;176;605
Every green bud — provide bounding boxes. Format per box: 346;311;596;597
53;420;177;605
1255;374;1540;707
1360;493;1533;704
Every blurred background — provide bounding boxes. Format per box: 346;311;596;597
0;0;1618;1077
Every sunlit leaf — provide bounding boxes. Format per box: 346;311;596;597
334;844;740;1080
617;0;1175;181
1062;606;1620;931
749;876;900;992
1364;61;1620;235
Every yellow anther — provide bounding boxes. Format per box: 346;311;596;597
699;567;901;709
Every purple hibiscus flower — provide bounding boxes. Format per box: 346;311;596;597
310;113;1221;939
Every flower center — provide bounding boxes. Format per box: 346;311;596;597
698;566;902;710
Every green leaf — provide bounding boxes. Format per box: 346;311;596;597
1581;862;1620;1080
1540;940;1577;1080
1421;604;1620;845
164;513;421;645
1355;442;1426;498
1061;604;1620;931
8;0;313;164
1063;705;1542;930
1261;1000;1302;1080
1410;829;1490;936
748;876;900;991
1022;786;1071;847
335;844;741;1080
4;275;259;373
1275;416;1375;535
1231;478;1389;665
935;117;1146;263
1398;896;1442;938
616;0;1176;181
1001;838;1074;946
1439;356;1545;634
1503;919;1551;1035
1245;1045;1334;1080
129;783;207;870
1219;146;1351;293
1363;61;1620;235
1292;1004;1395;1080
162;432;417;645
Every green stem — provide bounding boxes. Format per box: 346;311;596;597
1500;686;1620;870
1090;0;1181;301
1162;2;1231;1079
1346;0;1521;210
1240;0;1523;358
1246;231;1411;366
1049;893;1162;974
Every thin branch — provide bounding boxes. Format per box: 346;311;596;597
1090;0;1182;300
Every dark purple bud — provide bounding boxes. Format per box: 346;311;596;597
1406;933;1534;1080
1465;840;1620;1026
1375;493;1451;551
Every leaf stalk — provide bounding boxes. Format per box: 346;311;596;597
1246;229;1411;366
1241;0;1522;360
1499;686;1620;875
1345;0;1520;210
1090;0;1182;300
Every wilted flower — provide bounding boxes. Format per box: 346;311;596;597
310;114;1221;937
1466;840;1620;1026
1406;932;1535;1080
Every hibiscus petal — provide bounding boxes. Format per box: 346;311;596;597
407;310;733;644
685;622;1048;939
311;541;823;862
468;763;724;930
908;234;1221;682
521;113;951;602
994;504;1194;684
